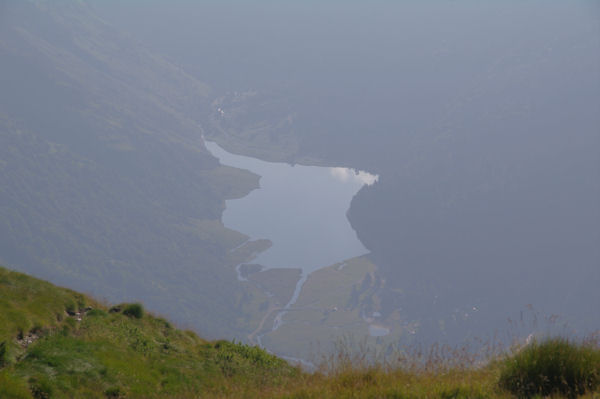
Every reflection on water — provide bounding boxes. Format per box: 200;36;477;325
330;167;378;186
205;141;378;274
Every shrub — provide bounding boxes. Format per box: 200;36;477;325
122;303;144;319
64;300;77;315
499;337;600;398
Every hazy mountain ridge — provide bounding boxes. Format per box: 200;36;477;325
1;0;598;358
0;0;272;340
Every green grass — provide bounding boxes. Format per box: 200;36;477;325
499;337;600;398
1;265;599;398
121;303;144;319
0;266;297;398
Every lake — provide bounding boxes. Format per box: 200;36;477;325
205;141;378;275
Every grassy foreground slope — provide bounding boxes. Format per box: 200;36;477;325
1;265;598;398
0;266;297;398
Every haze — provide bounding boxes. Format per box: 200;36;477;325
1;0;598;360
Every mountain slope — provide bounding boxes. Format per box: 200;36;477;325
0;0;270;340
0;265;297;399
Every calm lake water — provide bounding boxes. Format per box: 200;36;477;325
205;141;378;274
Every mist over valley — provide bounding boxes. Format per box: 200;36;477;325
1;0;598;363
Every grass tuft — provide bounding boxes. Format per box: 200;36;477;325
122;303;144;319
499;337;600;398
